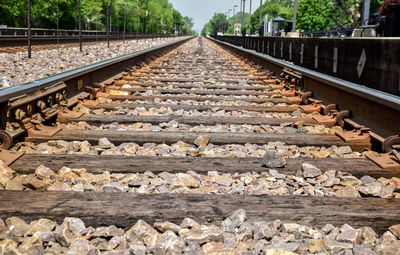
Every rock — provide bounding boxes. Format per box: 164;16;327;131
22;175;46;190
170;173;200;189
80;141;92;153
359;182;395;198
68;141;81;152
102;182;128;192
130;245;146;255
360;227;377;247
323;238;353;251
263;151;286;168
91;225;124;238
56;222;75;246
154;221;180;233
375;241;400;255
335;186;360;197
291;109;302;118
352;245;377;255
389;224;400;239
109;236;128;250
125;220;158;246
25;218;56;236
152;230;185;254
309;239;324;253
334;146;352;155
179;225;223;244
269;169;286;179
34;165;56;180
336;225;361;243
5;216;29;237
253;222;276;240
98;138;114;149
48;182;72;191
202;241;223;253
227;209;246;228
0;239;18;254
302;163;322;178
64;217;87;235
67;238;90;255
221;218;235;233
180;218;200;229
19;235;44;253
222;232;237;248
194;135;210;147
264;249;298;255
360;175;376;185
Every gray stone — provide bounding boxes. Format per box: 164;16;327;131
194;135;210;147
102;182;128;192
302;163;322;178
151;230;185;254
228;208;247;228
360;175;376;185
64;217;87;235
125;220;158;246
263;151;286;168
353;245;377;255
67;238;90;255
389;224;400;239
98;138;114;149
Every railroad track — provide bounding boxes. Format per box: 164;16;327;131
0;37;164;54
0;37;400;254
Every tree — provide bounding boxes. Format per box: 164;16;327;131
296;0;332;31
0;0;193;35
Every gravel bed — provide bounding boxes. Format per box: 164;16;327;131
0;37;186;88
60;121;340;135
1;208;400;254
1;160;399;198
12;137;364;159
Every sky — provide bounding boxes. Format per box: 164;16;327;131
169;0;258;32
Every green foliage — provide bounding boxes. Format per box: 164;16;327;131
296;0;332;31
0;0;194;35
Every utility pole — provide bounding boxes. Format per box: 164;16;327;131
27;0;31;58
123;2;127;43
242;0;246;35
249;0;252;34
78;0;82;52
292;0;298;31
106;0;110;48
136;11;139;42
362;0;371;25
259;0;263;27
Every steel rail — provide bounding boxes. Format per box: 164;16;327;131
0;37;193;103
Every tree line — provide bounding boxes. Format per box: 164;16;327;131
202;0;384;35
0;0;195;35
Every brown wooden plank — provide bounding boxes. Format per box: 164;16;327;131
10;155;395;179
116;81;272;90
115;80;273;90
83;102;299;113
111;86;278;96
57;114;314;126
108;95;301;104
25;130;371;151
1;191;399;234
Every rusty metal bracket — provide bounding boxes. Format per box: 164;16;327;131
0;130;13;150
312;115;337;127
335;127;371;143
382;135;400;153
300;92;313;105
270;82;285;90
0;149;24;166
299;103;322;114
27;124;62;138
322;104;337;115
57;108;84;120
279;88;295;97
334;110;350;127
366;152;400;170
